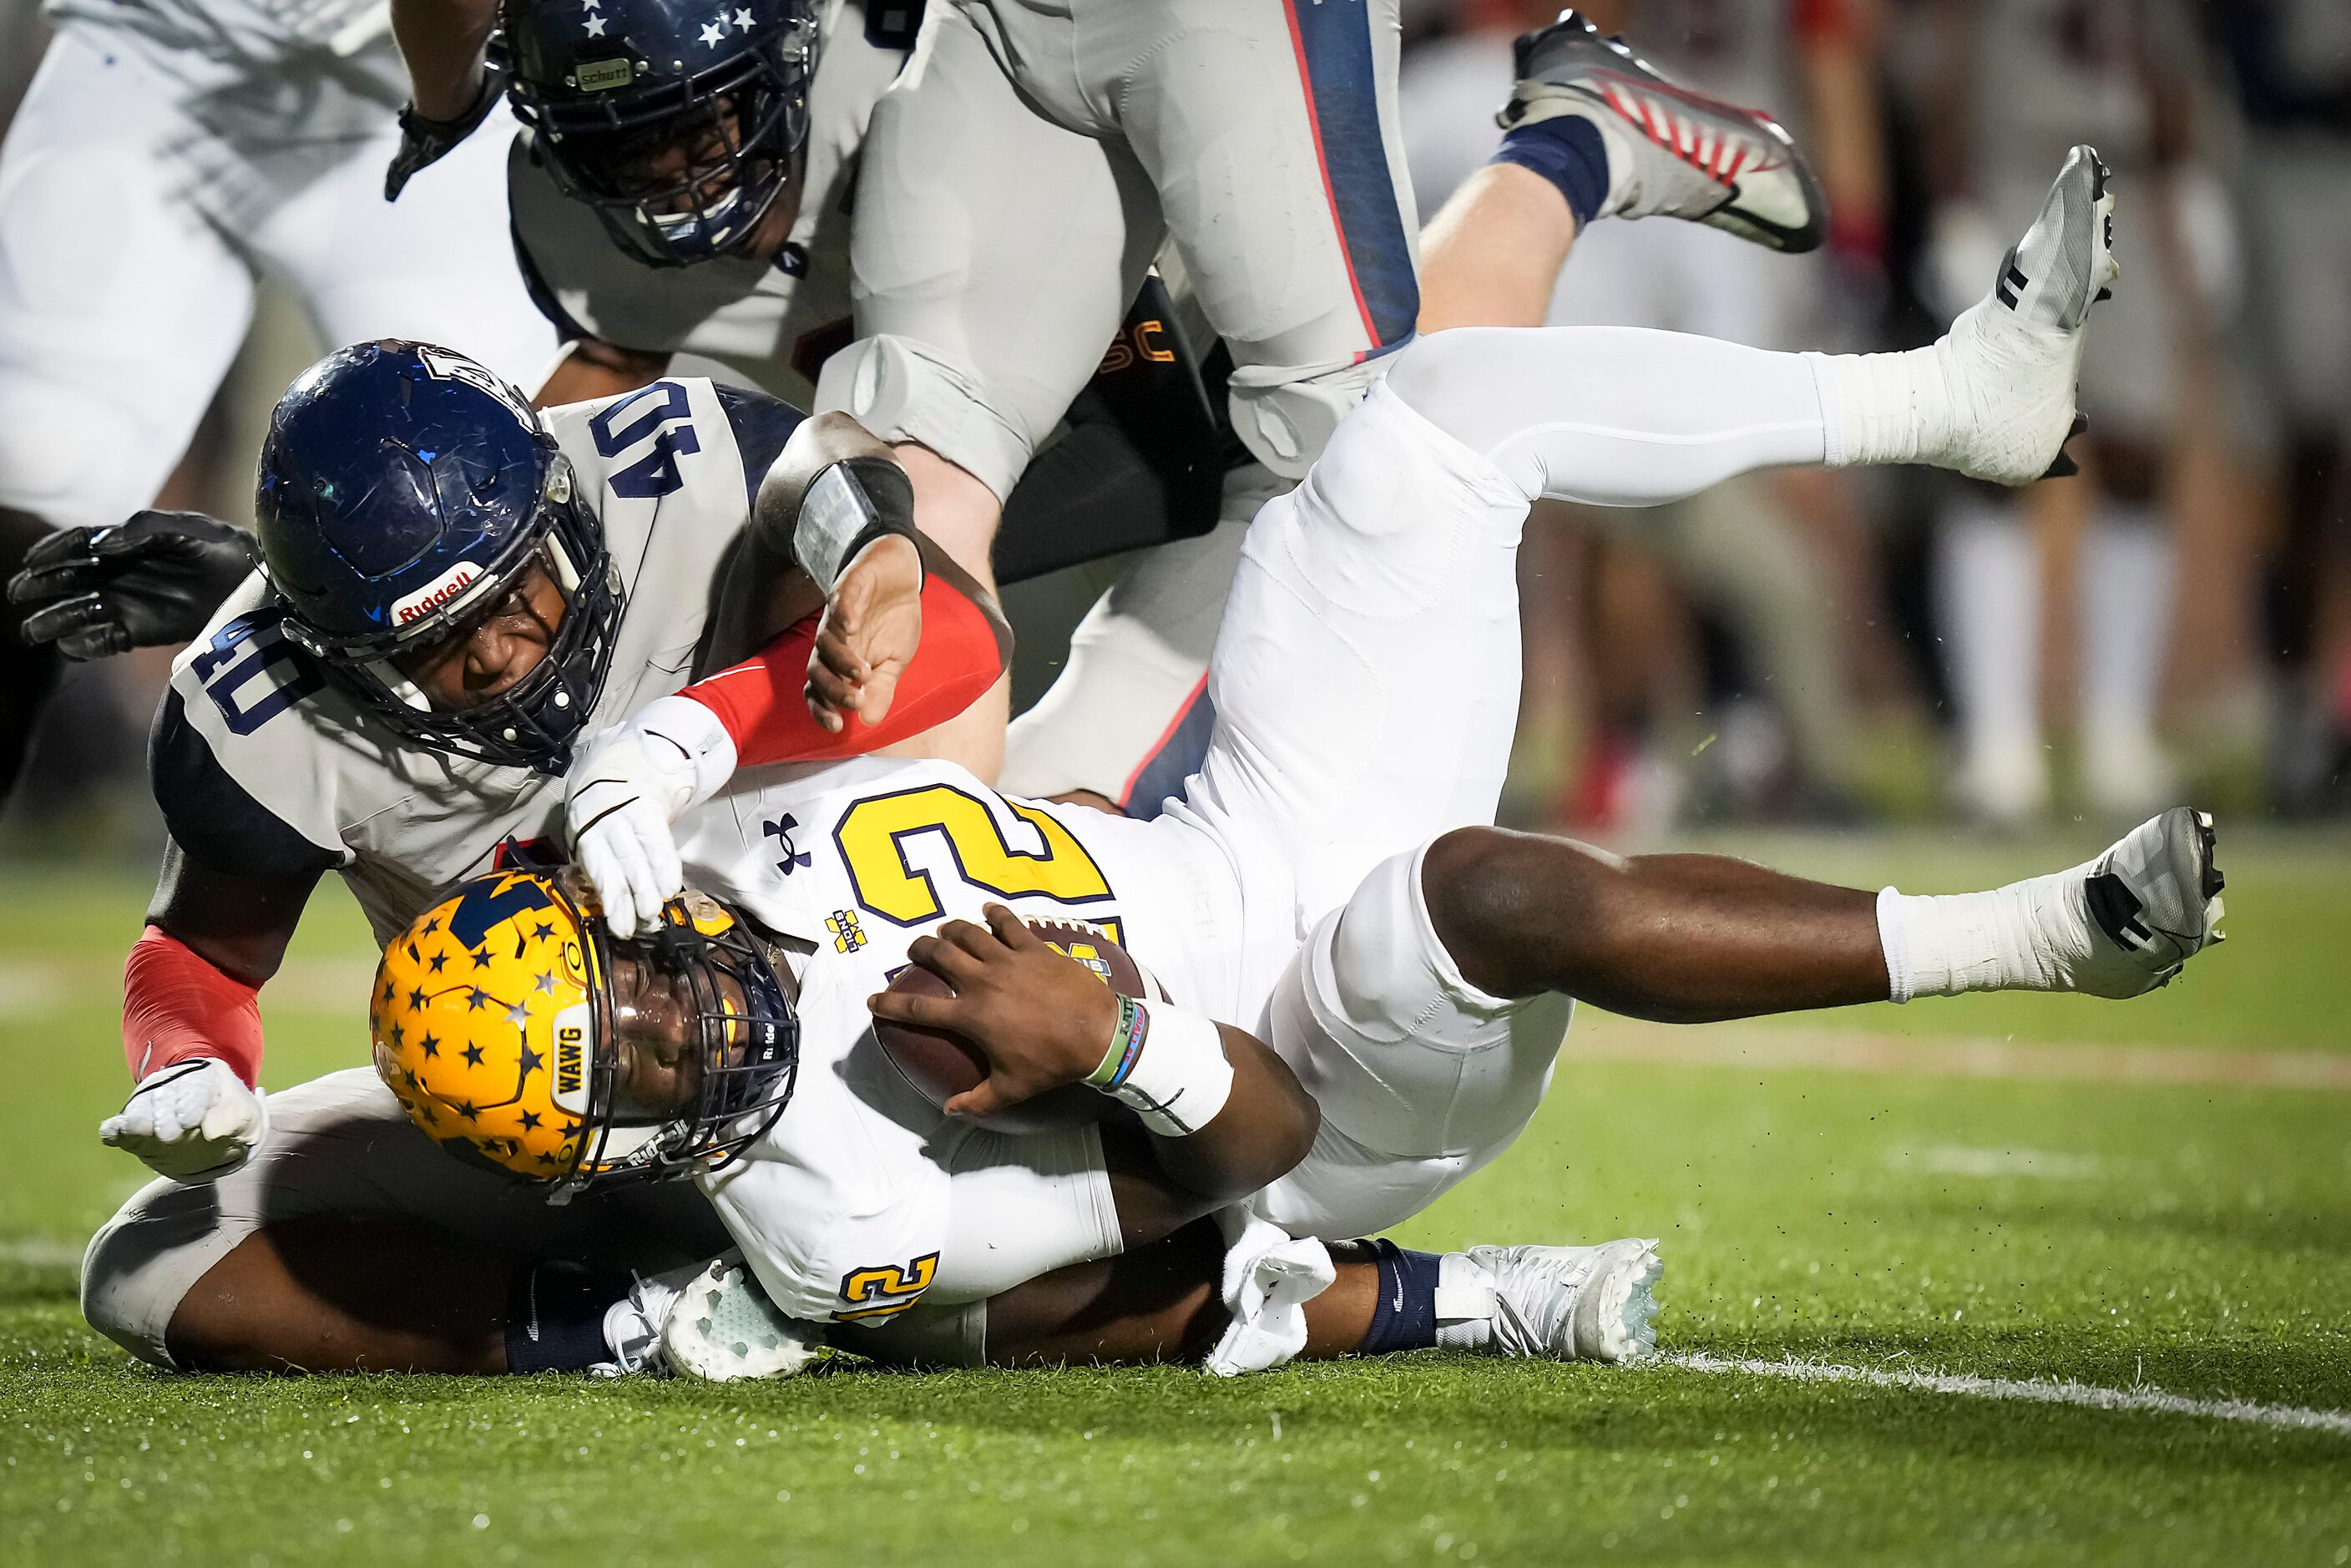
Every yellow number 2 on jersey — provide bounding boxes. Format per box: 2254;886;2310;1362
832;784;1114;928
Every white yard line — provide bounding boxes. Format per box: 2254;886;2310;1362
1665;1353;2351;1436
1564;1023;2351;1090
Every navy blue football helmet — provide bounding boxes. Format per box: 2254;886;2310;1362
255;341;621;774
502;0;818;267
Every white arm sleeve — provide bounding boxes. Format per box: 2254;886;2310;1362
927;1123;1125;1304
1382;326;1830;509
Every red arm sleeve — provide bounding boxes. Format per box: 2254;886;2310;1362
680;565;1011;766
123;925;265;1088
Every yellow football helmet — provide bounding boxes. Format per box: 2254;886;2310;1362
371;869;797;1192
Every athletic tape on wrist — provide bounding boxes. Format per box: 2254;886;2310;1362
795;458;918;594
1084;998;1233;1137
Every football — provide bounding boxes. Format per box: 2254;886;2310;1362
873;918;1149;1135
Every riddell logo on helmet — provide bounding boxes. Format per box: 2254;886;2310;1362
392;563;485;626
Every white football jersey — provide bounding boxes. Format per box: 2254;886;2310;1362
675;752;1241;1327
153;377;799;945
508;0;906;404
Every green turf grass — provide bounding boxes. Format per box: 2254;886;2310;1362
3;833;2347;1565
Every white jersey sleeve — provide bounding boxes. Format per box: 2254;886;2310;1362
507;0;905;403
152;377;800;944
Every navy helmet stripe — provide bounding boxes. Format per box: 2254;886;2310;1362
1280;0;1418;355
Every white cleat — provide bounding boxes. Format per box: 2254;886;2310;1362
1498;12;1826;252
658;1257;829;1382
2068;807;2227;999
1925;144;2120;485
1448;1238;1663;1363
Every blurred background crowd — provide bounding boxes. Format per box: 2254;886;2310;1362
3;0;2347;859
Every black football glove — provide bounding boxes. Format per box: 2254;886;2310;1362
384;65;509;202
7;511;259;660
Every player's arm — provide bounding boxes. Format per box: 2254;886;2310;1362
564;552;1009;937
568;404;1014;937
870;904;1320;1238
385;0;506;199
109;694;336;1181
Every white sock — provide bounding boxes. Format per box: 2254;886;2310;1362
1806;344;1954;469
1874;867;2097;1002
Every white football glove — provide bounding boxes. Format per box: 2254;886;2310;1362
564;695;738;939
99;1058;268;1182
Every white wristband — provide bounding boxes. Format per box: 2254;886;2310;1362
1092;1000;1234;1137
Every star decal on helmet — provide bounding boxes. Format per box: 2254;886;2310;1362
471;947;493;970
427;950;447;973
419;1032;440;1058
466;987;491;1011
463;1044;486;1067
584;13;607;35
407;986;427;1010
505;1001;531;1029
700;18;726;46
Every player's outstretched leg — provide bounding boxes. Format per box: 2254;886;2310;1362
1499;11;1828;252
1809;144;2118;486
1423;807;2223;1014
1391;148;2116;518
1878;807;2225;1002
1414;1239;1662;1364
1419;11;1830;331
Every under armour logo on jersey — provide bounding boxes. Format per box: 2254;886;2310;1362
763;816;812;877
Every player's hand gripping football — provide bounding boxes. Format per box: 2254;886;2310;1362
867;904;1122;1121
8;511;258;660
805;534;923;735
99;1058;269;1183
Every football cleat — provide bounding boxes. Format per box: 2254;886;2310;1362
2068;807;2226;999
1444;1237;1663;1363
1497;12;1826;252
1922;145;2120;485
659;1257;829;1382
